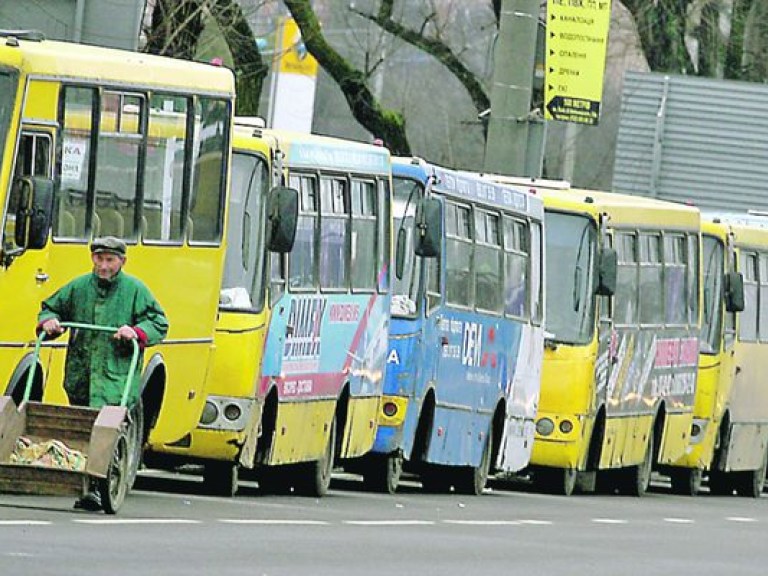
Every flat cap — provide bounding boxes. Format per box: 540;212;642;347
90;236;127;257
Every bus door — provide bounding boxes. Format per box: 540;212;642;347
1;126;55;397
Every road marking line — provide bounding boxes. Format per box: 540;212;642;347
726;517;758;523
592;518;628;524
664;518;694;524
518;519;553;525
219;519;328;525
443;520;523;526
72;518;202;525
0;521;51;526
344;520;435;526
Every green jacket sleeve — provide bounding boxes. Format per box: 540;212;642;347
133;286;168;347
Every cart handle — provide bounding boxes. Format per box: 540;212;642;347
24;321;140;408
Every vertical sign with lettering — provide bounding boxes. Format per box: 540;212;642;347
544;0;613;125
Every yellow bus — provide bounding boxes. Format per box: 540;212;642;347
529;185;701;495
162;120;392;496
669;214;768;497
0;33;235;477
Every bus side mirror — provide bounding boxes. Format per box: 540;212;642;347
414;197;441;259
15;176;54;250
595;247;617;297
266;185;298;253
725;271;745;313
395;227;407;280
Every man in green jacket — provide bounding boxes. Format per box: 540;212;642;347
37;236;168;509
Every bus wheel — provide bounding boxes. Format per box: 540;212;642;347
362;452;403;494
707;471;734;495
537;467;578;496
620;428;653;496
202;461;239;497
455;427;493;496
735;455;767;498
670;468;702;496
296;416;336;497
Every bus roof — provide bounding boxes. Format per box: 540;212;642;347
539;186;700;231
704;211;768;248
259;127;391;176
0;34;235;95
392;157;543;220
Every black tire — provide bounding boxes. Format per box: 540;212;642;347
362;452;403;494
99;432;130;515
735;453;767;498
203;461;239;497
454;427;493;496
296;416;336;497
670;468;702;496
620;427;653;497
537;467;579;496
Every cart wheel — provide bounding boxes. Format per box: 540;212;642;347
125;401;144;490
99;432;130;515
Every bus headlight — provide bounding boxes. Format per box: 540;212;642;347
223;403;242;421
536;417;555;436
559;419;574;434
382;401;398;418
200;401;219;425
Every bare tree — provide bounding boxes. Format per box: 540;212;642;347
283;0;411;154
144;0;268;115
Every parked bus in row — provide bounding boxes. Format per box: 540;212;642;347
0;33;235;475
666;213;768;497
353;158;545;495
535;185;701;496
164;119;393;496
482;176;702;496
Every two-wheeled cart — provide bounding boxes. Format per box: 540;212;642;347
0;322;142;514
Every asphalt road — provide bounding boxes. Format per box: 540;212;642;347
1;472;767;575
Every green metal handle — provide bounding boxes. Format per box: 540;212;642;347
24;321;140;408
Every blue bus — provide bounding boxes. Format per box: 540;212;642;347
355;158;545;494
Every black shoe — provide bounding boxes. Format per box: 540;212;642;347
74;490;102;511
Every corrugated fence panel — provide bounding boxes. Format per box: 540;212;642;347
613;71;768;212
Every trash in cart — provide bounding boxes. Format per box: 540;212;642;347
0;322;142;514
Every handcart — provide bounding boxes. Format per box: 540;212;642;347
0;322;142;514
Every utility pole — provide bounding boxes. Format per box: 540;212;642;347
483;0;540;177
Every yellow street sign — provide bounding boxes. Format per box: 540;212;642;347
544;0;612;125
277;17;318;77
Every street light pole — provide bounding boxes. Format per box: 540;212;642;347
483;0;539;177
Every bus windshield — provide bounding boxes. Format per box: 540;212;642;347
0;71;17;181
545;210;597;344
219;152;269;311
391;176;422;317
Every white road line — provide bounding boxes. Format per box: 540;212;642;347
518;519;553;525
344;520;435;526
726;517;758;523
219;519;328;525
443;520;523;526
0;520;51;526
592;518;628;524
72;518;202;525
664;518;694;524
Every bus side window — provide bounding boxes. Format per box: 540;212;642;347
445;201;472;307
639;233;663;325
474;209;503;314
614;232;638;326
740;251;759;342
759;254;768;342
58;85;95;239
503;216;528;319
288;174;318;290
189;97;228;244
143;94;189;243
319;176;349;290
350;178;377;291
530;220;543;326
663;234;687;325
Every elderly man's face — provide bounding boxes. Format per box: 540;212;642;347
91;252;125;280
